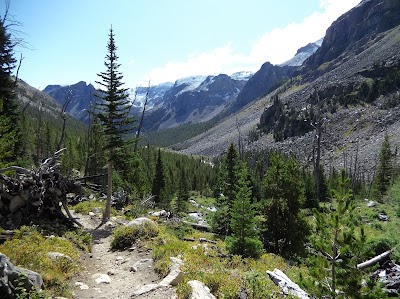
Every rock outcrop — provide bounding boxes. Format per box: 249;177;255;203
0;253;43;299
187;280;216;299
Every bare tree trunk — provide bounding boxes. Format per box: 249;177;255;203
84;99;94;178
103;159;113;223
14;53;24;85
56;88;73;151
134;81;150;152
236;117;243;159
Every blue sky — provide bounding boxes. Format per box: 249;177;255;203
2;0;360;89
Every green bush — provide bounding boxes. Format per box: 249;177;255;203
363;237;395;259
111;222;159;250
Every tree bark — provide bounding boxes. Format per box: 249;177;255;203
102;159;113;223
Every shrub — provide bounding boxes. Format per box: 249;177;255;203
362;237;395;259
111;222;159;250
64;229;92;252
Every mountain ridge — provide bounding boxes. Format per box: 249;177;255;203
176;0;400;176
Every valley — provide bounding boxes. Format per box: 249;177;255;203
1;0;400;298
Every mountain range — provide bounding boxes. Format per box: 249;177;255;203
176;0;400;174
14;0;400;177
41;38;321;130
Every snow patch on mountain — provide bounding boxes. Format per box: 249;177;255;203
230;71;254;81
280;39;323;67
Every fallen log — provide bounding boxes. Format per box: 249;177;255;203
357;250;392;269
182;221;212;231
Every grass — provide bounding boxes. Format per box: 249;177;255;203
351;179;400;261
149;224;306;299
72;200;118;216
0;226;85;297
110;221;159;250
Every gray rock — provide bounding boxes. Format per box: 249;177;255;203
267;268;311;299
378;213;390;221
188;280;216;299
159;257;184;287
75;281;89;290
0;253;43;298
92;273;111;284
131;283;161;297
47;252;72;263
367;201;377;207
127;217;155;227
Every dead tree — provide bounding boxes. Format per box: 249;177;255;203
0;149;83;228
56;87;73;151
311;111;323;202
134;81;150;153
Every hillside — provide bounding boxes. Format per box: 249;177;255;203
177;0;400;175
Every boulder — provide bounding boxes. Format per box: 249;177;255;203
159;257;184;287
267;269;310;299
188;280;216;299
127;217;155;227
0;253;43;299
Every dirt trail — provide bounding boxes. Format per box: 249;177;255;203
70;212;177;299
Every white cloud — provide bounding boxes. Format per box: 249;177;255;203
144;0;361;85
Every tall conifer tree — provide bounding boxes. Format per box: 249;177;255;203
0;18;23;167
373;134;392;201
212;143;241;235
96;26;135;222
152;149;166;207
262;152;309;255
226;166;263;258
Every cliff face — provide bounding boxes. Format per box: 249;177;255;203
305;0;400;71
232;62;296;112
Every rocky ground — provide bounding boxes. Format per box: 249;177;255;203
69;212;177;299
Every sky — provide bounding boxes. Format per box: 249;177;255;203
1;0;361;89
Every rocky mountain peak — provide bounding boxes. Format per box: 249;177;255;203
305;0;400;71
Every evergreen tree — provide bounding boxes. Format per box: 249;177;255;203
95;26;135;221
152;149;166;207
0;18;23;167
212;143;241;235
86;115;107;184
373;134;392;201
261;152;309;256
302;170;388;299
226;166;264;258
175;166;189;214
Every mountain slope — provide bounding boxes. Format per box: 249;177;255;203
177;0;400;175
43;81;98;123
145;74;248;130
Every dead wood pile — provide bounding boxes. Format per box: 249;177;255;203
0;149;82;229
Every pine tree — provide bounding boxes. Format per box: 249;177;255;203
261;152;309;256
95;26;135;222
302;170;388;299
212;143;241;235
373;134;392;201
0;18;23;167
86;115;107;184
175;166;189;214
152;149;166;207
226;166;263;258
